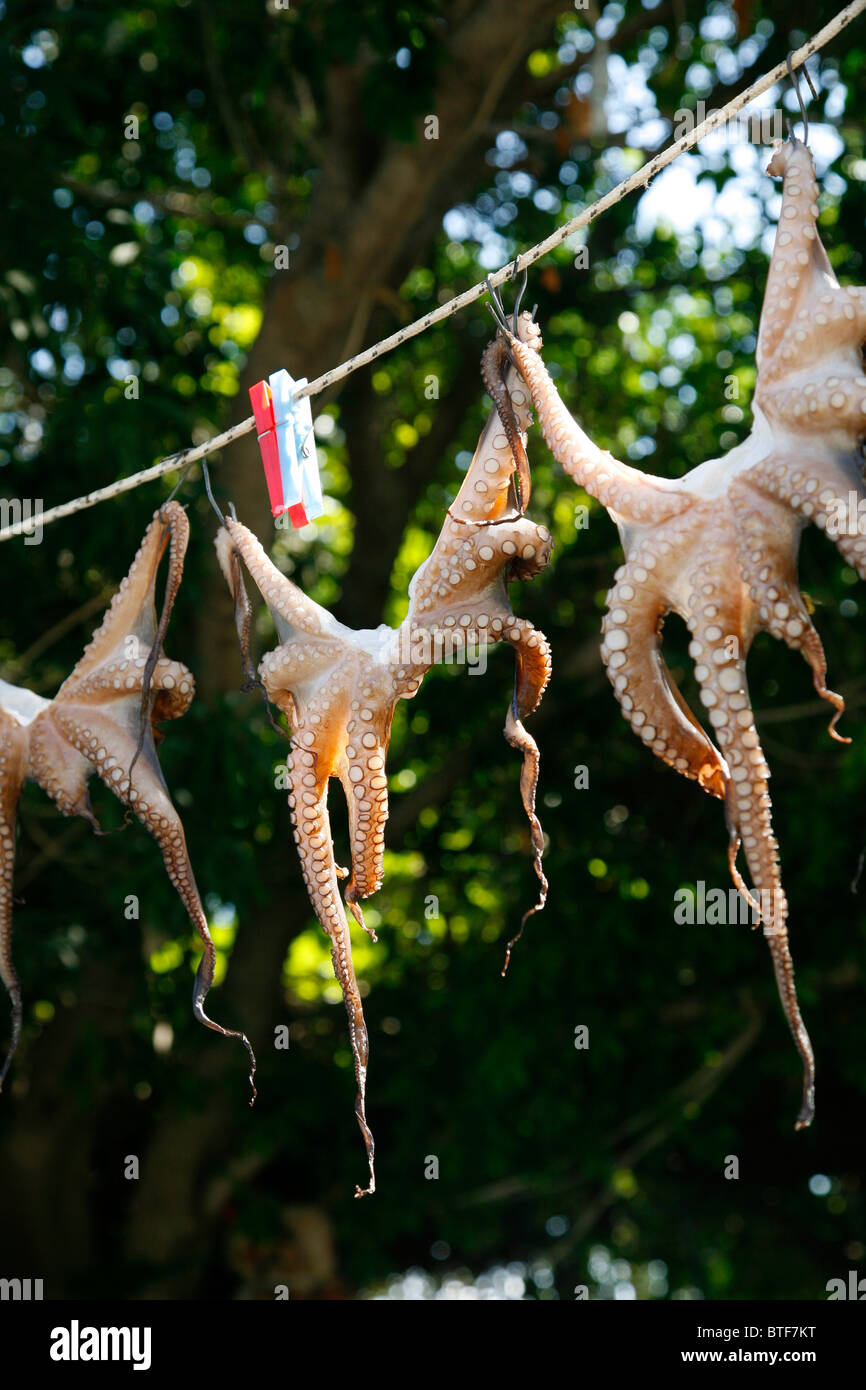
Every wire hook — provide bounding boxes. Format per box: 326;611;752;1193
511;268;529;334
485;269;530;337
485;275;510;334
785;53;818;145
201;459;225;525
163;460;193;506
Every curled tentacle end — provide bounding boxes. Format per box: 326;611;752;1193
795;1089;816;1131
346;880;378;942
501;877;548;979
353;1075;376;1197
824;690;850;745
501;703;548;975
192;954;258;1106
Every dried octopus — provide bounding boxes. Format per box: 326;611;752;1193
215;311;552;1194
496;136;866;1129
0;502;256;1095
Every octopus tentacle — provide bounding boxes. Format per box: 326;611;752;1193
138;504;189;719
59;507;176;687
731;477;847;740
28;713;99;827
759;375;866;435
758;137;833;372
499;618;551;974
128;505;190;786
339;717;392;942
601;559;729;799
603;547;760;915
501;330;689;525
757;140;866;434
214;524;296;746
43;702;257;1101
115;730;258;1099
188;905;257;1106
224;546;258;688
288;732;375;1197
444;312;540;529
481;336;531;512
217;517;339;643
685;578;815;1128
744;450;866;582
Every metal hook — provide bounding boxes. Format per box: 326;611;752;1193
485;275;511;335
785;53;817;146
511;268;529;334
201;459;225;525
485;269;530;337
163;460;193;506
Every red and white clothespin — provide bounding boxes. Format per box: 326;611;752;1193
248;371;324;528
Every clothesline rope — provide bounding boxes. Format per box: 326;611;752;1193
2;0;864;545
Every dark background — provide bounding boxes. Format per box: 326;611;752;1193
0;0;864;1300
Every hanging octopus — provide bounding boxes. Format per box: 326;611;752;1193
495;135;866;1131
215;312;552;1194
0;502;256;1097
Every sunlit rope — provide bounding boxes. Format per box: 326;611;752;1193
1;0;864;545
